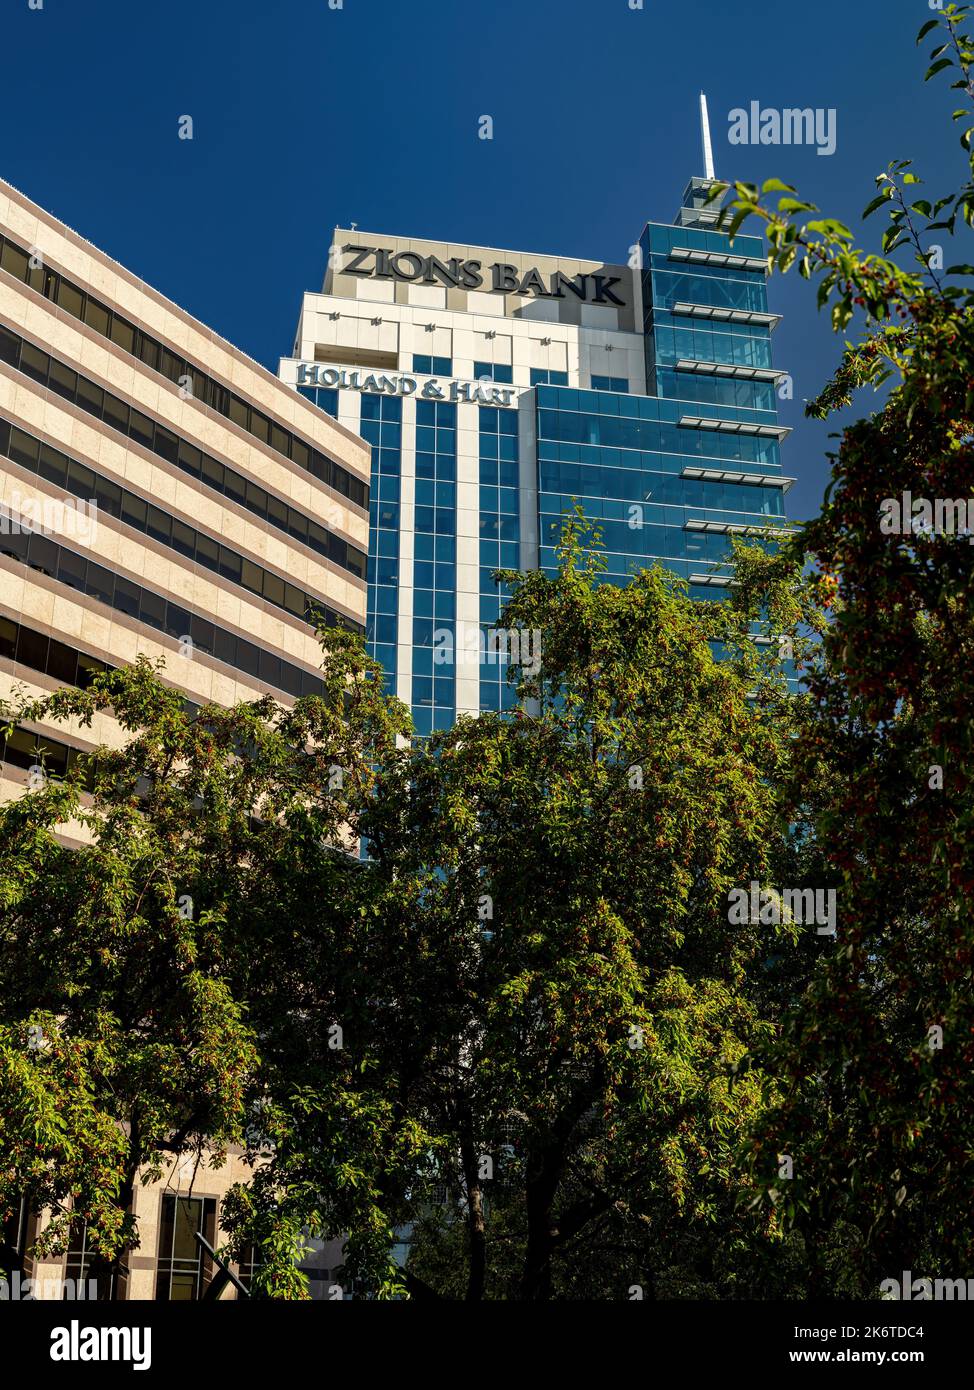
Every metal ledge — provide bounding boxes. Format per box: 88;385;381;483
689;573;739;587
684;519;795;535
669;248;768;273
671;301;781;330
679;414;792;441
681;466;796;493
675;358;786;383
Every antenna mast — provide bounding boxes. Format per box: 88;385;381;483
699;92;716;181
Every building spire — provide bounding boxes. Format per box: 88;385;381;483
699;91;716;181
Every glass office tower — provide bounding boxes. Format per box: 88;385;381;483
281;178;793;731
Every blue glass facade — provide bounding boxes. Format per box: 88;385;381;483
536;212;788;601
478;405;520;713
412;399;457;734
360;394;402;695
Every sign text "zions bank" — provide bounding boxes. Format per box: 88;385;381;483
341;245;626;305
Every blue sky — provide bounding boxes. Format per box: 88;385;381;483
0;0;968;521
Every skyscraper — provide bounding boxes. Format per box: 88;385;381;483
281;128;792;732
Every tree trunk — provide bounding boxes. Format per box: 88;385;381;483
459;1113;486;1301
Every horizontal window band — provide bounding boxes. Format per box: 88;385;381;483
0;322;367;581
0;607;113;690
0;610;211;727
1;721;95;790
0;228;368;511
670;301;781;330
0;522;336;699
678;415;791;441
0;417;348;629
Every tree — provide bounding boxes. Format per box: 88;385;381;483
717;2;974;1287
2;517;831;1300
363;514;826;1298
0;632;426;1298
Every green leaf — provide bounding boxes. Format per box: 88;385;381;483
862;193;892;219
925;58;954;79
916;18;940;43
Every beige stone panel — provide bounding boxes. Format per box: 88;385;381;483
50;593;86;641
78;605;114;654
106;622;141;667
212;586;244;631
216;508;250;549
14;580;57;631
261;530;292;576
465;291;506;318
0;193;41;257
208;669;241;708
408;285;446;310
0;674;122;752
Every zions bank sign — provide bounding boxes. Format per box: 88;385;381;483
340;244;627;306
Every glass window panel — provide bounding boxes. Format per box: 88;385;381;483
129;410;154;450
121;493;147;531
139;589;166;631
56;547;87;592
146;506;171;545
240;558;262;594
171;519;195;559
195;533;219;571
154;426;179;464
109;316;135;355
19;342;50;384
262;572;285;608
113;575;140;617
200;455;224;491
55;279;85;319
218;547;241;584
83;298;111;337
0;240;29;280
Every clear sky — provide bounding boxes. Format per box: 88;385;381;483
1;0;968;522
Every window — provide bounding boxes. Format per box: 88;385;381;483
474;362;513;384
66;1217;120;1300
591;375;629;393
55;279;84;319
83;298;111;337
155;1195;217;1301
413;354;452;376
530;369;569;386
